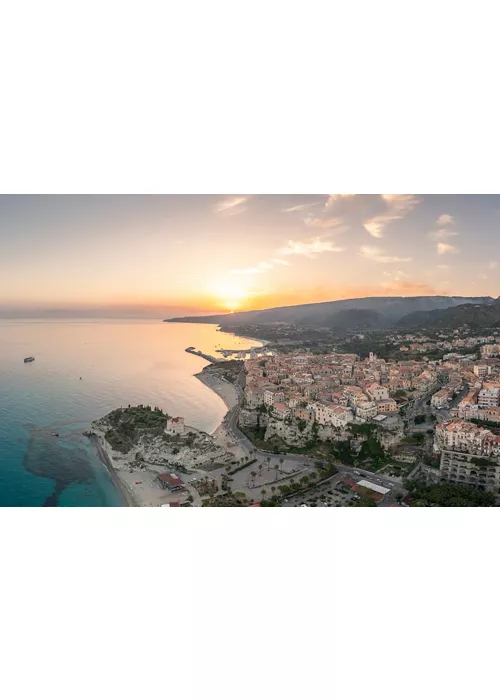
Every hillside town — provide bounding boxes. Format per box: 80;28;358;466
236;330;500;502
91;327;500;507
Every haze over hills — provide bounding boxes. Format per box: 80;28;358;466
167;296;495;330
397;298;500;330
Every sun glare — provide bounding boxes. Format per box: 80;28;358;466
209;279;249;311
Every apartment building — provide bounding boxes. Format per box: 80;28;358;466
478;386;500;409
473;364;491;379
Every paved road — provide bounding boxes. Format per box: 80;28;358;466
219;388;406;505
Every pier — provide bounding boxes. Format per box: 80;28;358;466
185;347;220;363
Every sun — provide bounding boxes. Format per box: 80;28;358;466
209;279;250;311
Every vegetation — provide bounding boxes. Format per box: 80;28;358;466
102;405;170;454
471;457;497;467
228;458;257;475
404;480;496;507
202;492;251;507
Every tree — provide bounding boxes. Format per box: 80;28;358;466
250;470;257;487
271;486;276;497
261;489;267;498
275;464;280;481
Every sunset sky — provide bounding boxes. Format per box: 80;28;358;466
1;194;499;317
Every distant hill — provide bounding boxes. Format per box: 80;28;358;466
398;299;500;330
166;296;494;330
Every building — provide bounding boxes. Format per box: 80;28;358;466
272;403;291;420
157;473;185;491
165;416;185;435
431;388;453;409
366;383;390;402
473;364;491;379
478;386;500;408
356;401;378;421
375;399;397;414
245;386;264;408
263;389;284;406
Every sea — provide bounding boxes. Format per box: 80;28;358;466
0;320;261;507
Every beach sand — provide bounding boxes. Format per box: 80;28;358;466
90;369;245;506
92;432;189;507
195;371;248;460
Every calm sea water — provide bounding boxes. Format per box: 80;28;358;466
0;320;258;507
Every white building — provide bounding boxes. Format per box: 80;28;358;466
366;383;389;402
356;401;378;421
478;386;500;408
314;402;352;427
473;365;491;379
165;417;185;435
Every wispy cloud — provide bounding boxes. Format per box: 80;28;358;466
279;237;345;257
383;270;409;281
488;260;498;270
282;203;316;213
437;242;459;255
324;194;357;211
429;228;459;241
437;264;450;270
213;195;252;216
436;214;455;226
270;258;291;266
360;245;412;263
363;194;421;238
303;216;346;230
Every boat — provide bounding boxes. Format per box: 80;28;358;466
24;356;35;363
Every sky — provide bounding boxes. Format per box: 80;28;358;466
1;194;499;317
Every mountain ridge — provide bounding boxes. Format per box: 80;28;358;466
166;295;495;330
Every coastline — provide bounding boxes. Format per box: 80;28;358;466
195;370;239;414
90;433;136;507
194;367;248;461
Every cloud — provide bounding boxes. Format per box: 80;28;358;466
429;228;459;241
383;270;409;281
437;264;450;270
488;261;498;270
232;258;291;276
279;237;345;257
360;245;412;263
303;216;346;229
282;203;316;213
363;194;421;238
437;242;459;255
324;194;357;211
213;195;252;216
436;214;455;226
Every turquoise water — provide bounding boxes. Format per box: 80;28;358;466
0;320;257;507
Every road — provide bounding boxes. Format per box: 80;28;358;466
214;383;406;505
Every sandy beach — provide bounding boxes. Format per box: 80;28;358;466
91;432;186;507
89;367;245;507
195;370;248;461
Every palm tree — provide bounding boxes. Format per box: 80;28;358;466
259;463;263;475
261;489;267;499
250;470;257;487
266;456;271;470
275;464;280;481
271;486;276;498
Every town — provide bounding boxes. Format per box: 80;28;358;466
92;325;500;507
